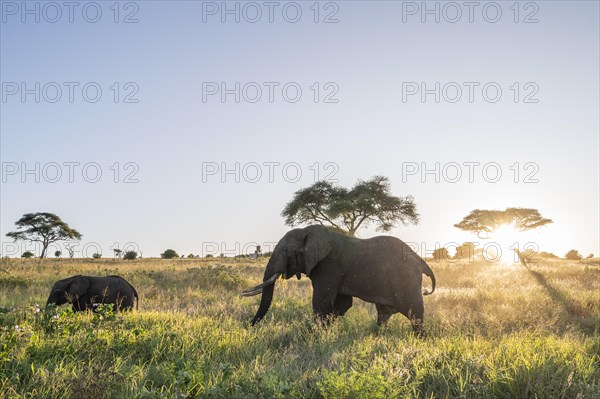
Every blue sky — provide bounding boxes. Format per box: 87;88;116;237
1;1;599;258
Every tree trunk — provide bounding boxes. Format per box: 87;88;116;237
40;244;48;258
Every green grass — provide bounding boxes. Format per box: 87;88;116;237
1;257;599;398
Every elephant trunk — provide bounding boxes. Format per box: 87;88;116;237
46;287;57;307
46;293;57;308
250;280;275;325
244;253;286;325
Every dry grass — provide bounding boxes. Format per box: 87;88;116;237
0;257;598;398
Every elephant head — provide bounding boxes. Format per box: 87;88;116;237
242;225;335;325
46;275;90;307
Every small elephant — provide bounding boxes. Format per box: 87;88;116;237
242;225;436;335
46;275;138;312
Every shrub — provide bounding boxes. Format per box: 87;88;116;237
454;242;476;259
21;251;34;259
54;250;61;258
123;251;137;260
565;250;582;260
432;247;449;261
92;253;102;259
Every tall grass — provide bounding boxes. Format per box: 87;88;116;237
1;257;598;398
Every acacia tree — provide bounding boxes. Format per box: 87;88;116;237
454;208;552;266
282;176;419;236
6;213;82;258
454;208;552;239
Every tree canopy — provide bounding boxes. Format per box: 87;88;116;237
282;176;419;236
454;208;552;239
6;212;82;258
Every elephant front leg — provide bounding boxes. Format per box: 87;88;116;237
310;266;343;324
311;290;338;324
333;294;353;317
313;294;352;325
71;295;89;311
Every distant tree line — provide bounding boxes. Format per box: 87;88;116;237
4;185;593;263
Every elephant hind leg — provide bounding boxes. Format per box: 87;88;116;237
333;294;353;317
405;299;426;338
410;315;426;338
376;304;395;326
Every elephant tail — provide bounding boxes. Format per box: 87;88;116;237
421;261;436;295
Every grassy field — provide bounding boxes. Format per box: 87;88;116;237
0;257;598;398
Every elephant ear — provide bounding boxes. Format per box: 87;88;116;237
303;226;335;276
52;278;71;293
67;275;90;300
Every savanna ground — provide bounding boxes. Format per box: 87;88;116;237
0;256;599;398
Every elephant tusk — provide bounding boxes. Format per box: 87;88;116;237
241;288;263;297
241;273;281;296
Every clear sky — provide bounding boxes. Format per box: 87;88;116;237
1;1;599;259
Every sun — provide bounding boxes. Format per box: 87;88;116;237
489;224;521;264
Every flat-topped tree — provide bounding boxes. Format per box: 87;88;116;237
282;176;419;237
455;207;553;265
6;212;82;258
454;208;553;239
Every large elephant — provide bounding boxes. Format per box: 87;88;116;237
242;225;436;335
46;275;138;312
